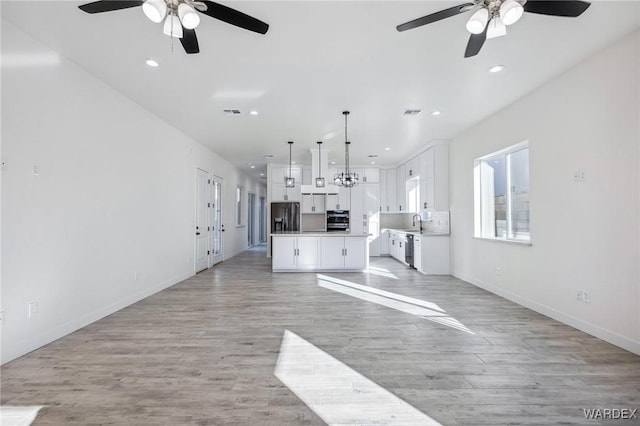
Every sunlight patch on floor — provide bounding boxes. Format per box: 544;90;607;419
274;330;442;426
0;406;43;426
317;274;474;334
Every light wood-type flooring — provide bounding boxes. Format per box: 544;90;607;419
2;246;639;425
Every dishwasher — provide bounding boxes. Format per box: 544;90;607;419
405;234;415;269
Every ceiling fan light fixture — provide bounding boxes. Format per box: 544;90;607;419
142;0;167;23
500;0;524;25
178;3;200;29
163;14;183;38
486;16;507;39
465;7;489;34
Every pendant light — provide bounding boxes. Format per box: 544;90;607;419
285;141;295;188
315;141;325;187
333;111;359;187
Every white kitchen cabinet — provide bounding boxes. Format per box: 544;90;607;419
302;194;325;213
344;237;367;269
396;164;406;212
271;183;301;202
414;235;422;272
381;169;396;213
302;167;312;185
272;237;297;269
420;236;449;274
326;184;350;211
379;230;390;255
272;236;320;270
320;237;367;270
349;184;365;235
362;168;380;183
419;144;449;211
406;157;419;179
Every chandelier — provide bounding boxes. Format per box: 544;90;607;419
315;141;325;188
142;0;202;38
333;111;358;188
465;0;524;40
285;141;295;188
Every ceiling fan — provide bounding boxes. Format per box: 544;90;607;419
78;0;269;54
396;0;591;58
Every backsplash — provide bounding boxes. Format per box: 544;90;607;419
380;211;450;234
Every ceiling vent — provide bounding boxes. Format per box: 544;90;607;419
403;109;422;116
223;109;241;115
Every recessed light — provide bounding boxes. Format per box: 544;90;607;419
145;58;159;67
489;64;504;73
250;165;255;169
250;110;259;115
432;111;441;116
384;147;390;151
291;161;296;165
370;161;376;165
330;161;336;165
260;173;264;176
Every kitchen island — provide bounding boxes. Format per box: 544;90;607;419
271;232;369;272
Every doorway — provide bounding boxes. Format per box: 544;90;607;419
248;192;256;247
195;168;210;273
211;176;224;266
259;196;266;243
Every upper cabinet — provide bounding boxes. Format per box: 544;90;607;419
270;165;302;202
419;144;449;211
396;164;406;212
405;157;420;179
379;169;397;213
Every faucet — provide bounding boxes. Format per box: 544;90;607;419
412;214;423;233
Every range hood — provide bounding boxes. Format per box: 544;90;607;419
301;147;337;194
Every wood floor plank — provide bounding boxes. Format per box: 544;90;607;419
1;247;639;425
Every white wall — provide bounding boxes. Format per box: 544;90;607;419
0;20;265;364
449;31;640;354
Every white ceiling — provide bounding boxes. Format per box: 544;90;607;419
2;1;639;179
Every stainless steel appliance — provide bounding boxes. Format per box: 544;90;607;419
326;210;350;232
405;233;415;269
271;202;300;232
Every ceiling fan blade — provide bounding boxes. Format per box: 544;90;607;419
78;0;143;14
523;1;591;17
181;28;200;54
464;24;488;58
396;3;474;32
199;1;269;34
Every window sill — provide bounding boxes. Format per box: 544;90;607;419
473;236;532;246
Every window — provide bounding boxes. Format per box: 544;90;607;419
474;141;530;243
236;186;243;226
406;177;420;213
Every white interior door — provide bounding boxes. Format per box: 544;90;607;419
195;168;210;273
211;177;224;266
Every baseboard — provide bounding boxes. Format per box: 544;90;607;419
1;270;194;365
452;270;640;356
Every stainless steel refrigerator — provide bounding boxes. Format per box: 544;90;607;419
271;202;300;232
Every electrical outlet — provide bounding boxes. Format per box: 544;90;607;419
573;170;585;182
576;290;583;301
134;271;139;281
496;266;502;276
28;302;38;318
32;164;40;176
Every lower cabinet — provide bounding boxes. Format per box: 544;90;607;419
272;236;320;270
272;236;368;271
414;236;422;272
320;237;367;270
